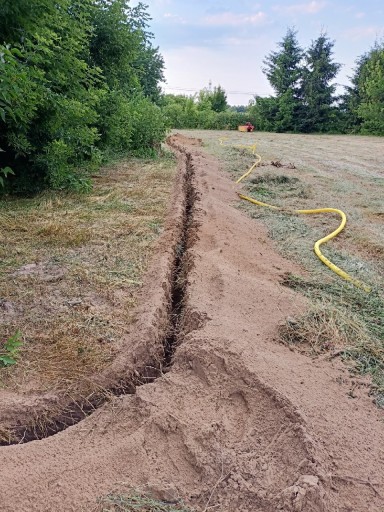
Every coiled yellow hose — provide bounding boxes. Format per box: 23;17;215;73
220;137;370;293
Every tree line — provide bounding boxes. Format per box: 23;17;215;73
160;86;255;130
1;8;383;195
163;29;384;136
0;0;166;194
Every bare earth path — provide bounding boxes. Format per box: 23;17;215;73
0;134;383;511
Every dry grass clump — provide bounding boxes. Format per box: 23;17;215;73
279;301;371;354
0;425;17;444
279;273;384;402
352;234;384;271
0;155;176;393
96;491;192;512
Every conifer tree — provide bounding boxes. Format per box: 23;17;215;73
300;33;341;132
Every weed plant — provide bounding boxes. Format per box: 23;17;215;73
0;331;23;367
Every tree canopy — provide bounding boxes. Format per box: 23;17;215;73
0;0;166;193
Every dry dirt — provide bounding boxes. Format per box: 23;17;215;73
0;133;383;511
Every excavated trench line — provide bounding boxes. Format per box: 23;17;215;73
0;143;197;446
1;135;383;512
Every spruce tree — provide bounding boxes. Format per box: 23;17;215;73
300;33;341;132
262;28;303;131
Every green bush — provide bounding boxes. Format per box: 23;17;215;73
0;0;167;195
97;90;134;154
127;96;168;156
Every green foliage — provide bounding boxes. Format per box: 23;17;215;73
98;90;135;153
338;54;370;133
162;92;255;130
90;0;140;93
340;43;384;135
248;96;279;132
357;44;384;135
0;331;23;367
127;96;168;156
196;85;228;113
263;28;303;97
97;91;167;157
230;105;247;113
257;28;304;131
210;85;228;112
0;0;166;195
89;0;164;101
255;29;342;133
258;30;383;135
0;0;56;44
0;167;15;188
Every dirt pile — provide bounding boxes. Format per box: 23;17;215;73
0;134;382;511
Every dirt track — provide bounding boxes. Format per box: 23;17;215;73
0;134;383;511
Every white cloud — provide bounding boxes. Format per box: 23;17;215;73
202;11;268;27
274;1;327;15
343;26;383;41
355;12;366;19
163;12;186;24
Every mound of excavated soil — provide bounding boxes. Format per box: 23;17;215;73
0;134;383;511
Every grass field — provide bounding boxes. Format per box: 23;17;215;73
0;154;176;394
179;129;384;403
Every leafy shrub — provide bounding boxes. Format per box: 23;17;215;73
127;96;168;156
97;90;134;153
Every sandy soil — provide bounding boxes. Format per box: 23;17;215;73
0;134;383;511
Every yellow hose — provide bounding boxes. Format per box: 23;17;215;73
220;137;370;293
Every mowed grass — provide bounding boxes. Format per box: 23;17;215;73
182;130;384;404
0;154;176;393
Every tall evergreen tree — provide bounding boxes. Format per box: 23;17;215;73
263;28;303;96
262;28;304;131
338;53;370;133
300;33;341;132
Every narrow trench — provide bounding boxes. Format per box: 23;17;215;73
164;152;194;368
1;149;195;446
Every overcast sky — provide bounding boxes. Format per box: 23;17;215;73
134;0;384;105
